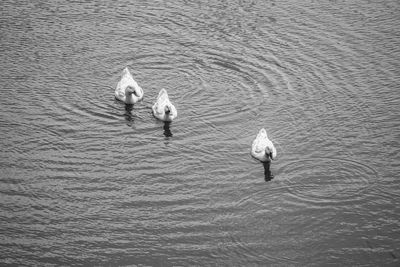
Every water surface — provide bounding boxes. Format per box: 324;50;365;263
1;0;399;265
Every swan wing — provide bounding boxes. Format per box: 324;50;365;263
268;140;277;159
152;89;168;112
169;103;177;119
152;89;177;121
115;67;143;102
156;88;169;102
115;68;133;98
251;128;269;161
253;128;268;151
115;81;126;101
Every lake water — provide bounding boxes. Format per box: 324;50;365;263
1;0;399;266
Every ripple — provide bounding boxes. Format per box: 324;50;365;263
280;157;379;205
2;0;399;265
107;42;285;168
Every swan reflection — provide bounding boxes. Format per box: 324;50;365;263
124;104;134;124
263;161;274;181
163;121;173;137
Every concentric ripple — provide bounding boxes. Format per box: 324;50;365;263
281;157;379;205
1;0;399;266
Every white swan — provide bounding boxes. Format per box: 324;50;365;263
115;67;144;104
152;89;177;122
251;128;277;162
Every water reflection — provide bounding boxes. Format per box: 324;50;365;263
163;121;173;137
124;104;134;125
263;162;274;182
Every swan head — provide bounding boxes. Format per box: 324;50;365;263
165;105;171;115
265;146;275;161
125;86;139;97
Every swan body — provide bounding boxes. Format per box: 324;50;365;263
152;89;177;122
115;67;144;104
251;128;277;162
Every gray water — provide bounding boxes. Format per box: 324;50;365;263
1;0;399;266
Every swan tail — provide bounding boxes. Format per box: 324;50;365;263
157;88;169;100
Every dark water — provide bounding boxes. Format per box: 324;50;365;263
1;0;399;266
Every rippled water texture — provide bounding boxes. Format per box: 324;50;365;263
1;0;399;265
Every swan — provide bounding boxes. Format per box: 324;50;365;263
152;88;177;122
251;128;277;162
115;67;144;104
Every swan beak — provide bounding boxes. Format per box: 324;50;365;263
126;86;137;95
269;152;274;160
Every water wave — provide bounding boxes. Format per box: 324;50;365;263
280;157;379;205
